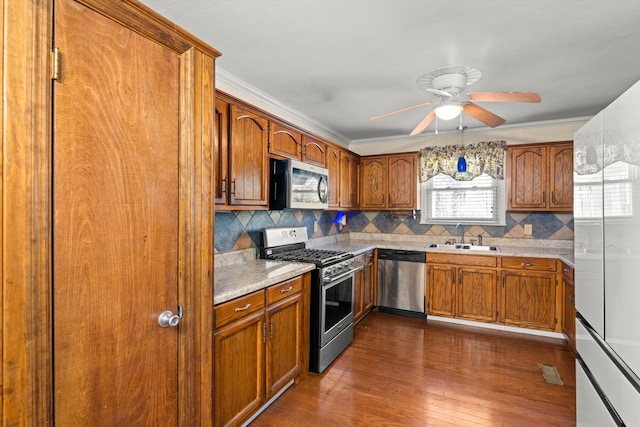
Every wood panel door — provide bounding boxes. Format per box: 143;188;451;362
265;293;303;398
229;105;269;206
363;251;375;313
549;143;574;210
53;0;209;424
508;146;547;209
388;154;416;209
53;1;180;423
457;268;498;322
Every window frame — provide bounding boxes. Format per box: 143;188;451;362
419;173;507;226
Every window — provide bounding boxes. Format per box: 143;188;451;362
420;173;506;225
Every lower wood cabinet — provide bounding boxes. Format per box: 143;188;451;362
214;275;307;427
501;257;560;332
353;250;375;323
427;253;499;322
427;254;563;333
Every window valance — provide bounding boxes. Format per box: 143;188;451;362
419;140;507;182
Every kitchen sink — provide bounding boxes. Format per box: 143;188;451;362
426;243;500;252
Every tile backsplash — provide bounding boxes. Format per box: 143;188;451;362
214;210;347;253
214;209;573;253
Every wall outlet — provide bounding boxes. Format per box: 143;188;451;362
524;224;533;235
314;222;319;233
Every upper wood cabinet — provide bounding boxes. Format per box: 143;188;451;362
326;146;341;208
214;98;230;205
269;121;302;160
227;103;269;207
340;150;359;209
301;135;326;167
507;141;573;211
360;153;417;210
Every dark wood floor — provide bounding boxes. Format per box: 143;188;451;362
251;311;576;427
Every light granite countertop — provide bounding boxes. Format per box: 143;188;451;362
214;259;315;305
214;237;575;306
312;239;575;268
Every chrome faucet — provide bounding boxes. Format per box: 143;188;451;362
455;223;465;244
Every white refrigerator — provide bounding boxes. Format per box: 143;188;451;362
574;80;640;426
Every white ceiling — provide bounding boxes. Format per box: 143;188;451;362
141;0;640;142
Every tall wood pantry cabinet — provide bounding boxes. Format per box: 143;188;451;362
4;0;218;424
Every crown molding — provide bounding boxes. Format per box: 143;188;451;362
216;68;351;147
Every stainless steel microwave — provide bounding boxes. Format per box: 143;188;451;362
269;158;329;210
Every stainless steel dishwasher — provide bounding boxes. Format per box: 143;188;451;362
376;249;427;318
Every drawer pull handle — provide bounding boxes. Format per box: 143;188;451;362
521;263;534;267
563;268;570;273
280;286;293;293
234;303;251;312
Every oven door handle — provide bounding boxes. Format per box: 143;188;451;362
324;268;358;285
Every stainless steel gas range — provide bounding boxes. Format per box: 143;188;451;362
261;226;356;373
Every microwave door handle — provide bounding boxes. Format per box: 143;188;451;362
318;176;328;202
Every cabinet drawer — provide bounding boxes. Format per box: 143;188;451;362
562;262;574;281
267;276;303;305
501;256;557;272
427;253;497;267
215;290;265;329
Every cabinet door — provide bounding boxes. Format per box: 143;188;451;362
302;135;326;167
549;143;574;210
508;146;547;210
214;311;265;427
265;293;302;398
214;97;229;205
229;105;269;206
269;122;301;160
352;255;365;323
363;251;375;313
350;155;360;208
326;146;340;208
427;264;456;317
339;151;355;208
360;157;388;209
457;268;498;322
388;154;416;209
502;270;557;330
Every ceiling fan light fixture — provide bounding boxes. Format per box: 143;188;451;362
434;102;463;120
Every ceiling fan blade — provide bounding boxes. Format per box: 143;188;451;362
463;102;506;128
468;92;541;103
369;101;432;121
410;111;436;136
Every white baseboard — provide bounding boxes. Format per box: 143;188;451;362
426;315;566;340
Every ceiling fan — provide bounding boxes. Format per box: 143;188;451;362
369;65;541;135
